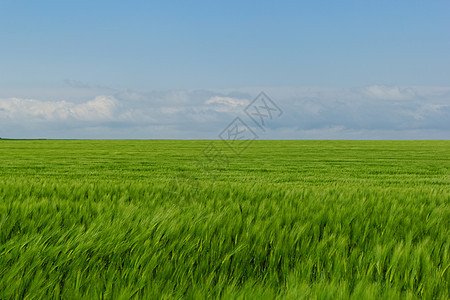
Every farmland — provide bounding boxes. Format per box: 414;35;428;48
0;140;449;299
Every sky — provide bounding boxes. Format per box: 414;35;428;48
0;0;449;139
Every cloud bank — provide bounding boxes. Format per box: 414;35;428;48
0;85;449;139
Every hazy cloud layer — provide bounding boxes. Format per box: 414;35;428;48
0;85;449;139
0;96;119;122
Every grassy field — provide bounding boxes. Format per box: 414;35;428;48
0;140;449;299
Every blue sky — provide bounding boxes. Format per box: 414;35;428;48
0;1;449;139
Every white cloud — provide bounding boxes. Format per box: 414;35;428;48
357;85;417;100
71;96;118;121
205;96;248;112
0;85;449;139
0;96;119;122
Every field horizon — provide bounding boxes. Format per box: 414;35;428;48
1;138;449;141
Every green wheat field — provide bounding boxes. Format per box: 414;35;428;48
0;140;449;299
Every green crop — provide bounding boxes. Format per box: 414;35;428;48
0;140;449;299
